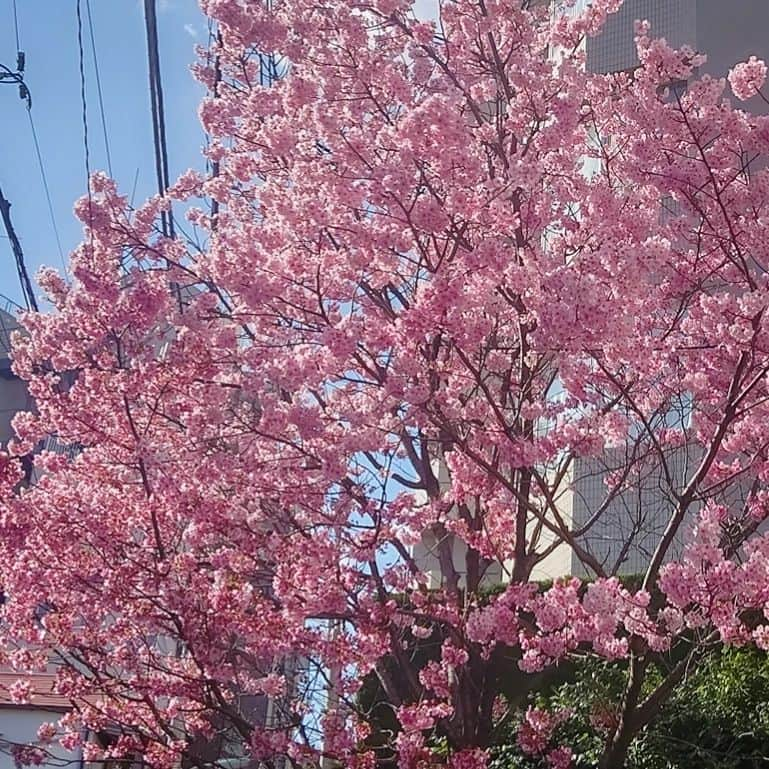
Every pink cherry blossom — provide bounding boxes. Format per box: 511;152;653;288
547;746;574;769
0;1;769;768
728;56;768;100
7;679;32;705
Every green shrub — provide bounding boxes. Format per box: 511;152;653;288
489;648;769;769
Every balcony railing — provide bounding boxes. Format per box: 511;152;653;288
0;293;23;315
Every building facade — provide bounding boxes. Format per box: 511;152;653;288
412;0;769;588
585;0;769;108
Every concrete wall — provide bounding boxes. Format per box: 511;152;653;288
528;470;575;582
568;447;696;578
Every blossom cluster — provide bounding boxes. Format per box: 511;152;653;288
3;0;769;768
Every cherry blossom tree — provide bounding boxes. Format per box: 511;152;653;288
3;1;769;767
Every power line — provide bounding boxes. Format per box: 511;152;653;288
144;0;165;215
75;0;91;187
130;167;140;208
75;0;96;263
206;22;222;227
3;3;68;281
143;0;182;313
26;109;67;273
84;0;112;177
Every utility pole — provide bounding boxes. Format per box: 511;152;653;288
143;0;174;238
0;45;37;312
0;51;28;102
0;187;38;312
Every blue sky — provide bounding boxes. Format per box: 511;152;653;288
0;0;438;311
0;0;207;308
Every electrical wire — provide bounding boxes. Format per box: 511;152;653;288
26;109;67;273
6;0;68;278
0;3;43;304
130;167;140;208
75;0;97;268
144;1;166;221
142;0;182;313
75;0;91;186
84;0;112;177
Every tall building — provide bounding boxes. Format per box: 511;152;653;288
563;0;769;578
412;0;769;587
585;0;769;108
